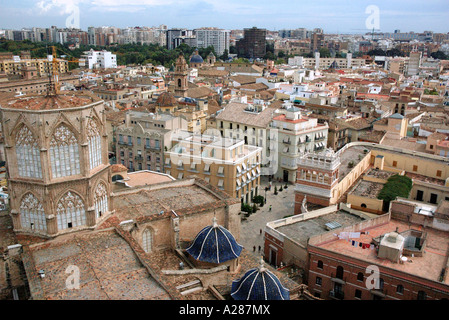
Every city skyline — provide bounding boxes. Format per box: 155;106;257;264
1;0;449;34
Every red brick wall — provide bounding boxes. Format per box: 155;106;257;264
264;232;284;267
294;193;330;214
307;250;449;300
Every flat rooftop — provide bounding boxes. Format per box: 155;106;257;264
364;168;396;180
274;210;366;247
338;145;368;182
27;229;171;300
350;180;384;199
117;170;175;188
406;172;446;186
316;220;449;286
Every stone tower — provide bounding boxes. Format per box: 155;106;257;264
174;53;188;97
0;91;111;238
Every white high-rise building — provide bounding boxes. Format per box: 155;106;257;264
194;29;230;56
79;49;117;69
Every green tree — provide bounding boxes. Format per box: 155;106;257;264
367;48;386;56
319;47;331;58
386;48;405;57
377;175;413;205
431;51;448;60
219;49;229;61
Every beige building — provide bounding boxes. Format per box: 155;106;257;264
373;113;408;140
0;75;80;95
164;133;262;204
0;58;68;78
215;101;275;175
154;91;209;133
115;110;188;173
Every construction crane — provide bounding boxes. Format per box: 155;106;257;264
45;45;81;96
351;28;381;41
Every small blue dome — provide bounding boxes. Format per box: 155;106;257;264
186;217;243;264
231;259;290;300
190;54;204;64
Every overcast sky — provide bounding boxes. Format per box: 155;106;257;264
1;0;448;33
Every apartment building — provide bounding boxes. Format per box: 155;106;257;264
0;58;68;77
214;101;276;175
115;111;188;172
236;27;267;59
164;133;262;204
289;54;365;70
264;202;449;300
271;106;329;183
195;28;230;56
79;49;117;69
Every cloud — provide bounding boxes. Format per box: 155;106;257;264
36;0;86;14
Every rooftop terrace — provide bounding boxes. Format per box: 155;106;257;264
316;219;449;286
273;210;367;247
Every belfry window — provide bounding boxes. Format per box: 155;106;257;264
50;125;80;178
16;125;42;179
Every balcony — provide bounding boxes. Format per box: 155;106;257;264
370;289;386;299
134;155;143;161
330;273;346;285
145;145;161;151
329;290;345;300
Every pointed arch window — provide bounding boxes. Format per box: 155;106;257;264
142;229;153;253
20;193;46;232
16;125;42;178
56;192;86;230
94;182;108;219
50;124;80;178
87;119;102;170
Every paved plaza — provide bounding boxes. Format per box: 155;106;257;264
239;176;296;259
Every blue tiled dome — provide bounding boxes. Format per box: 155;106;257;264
231;258;290;300
190;52;204;64
186;217;243;264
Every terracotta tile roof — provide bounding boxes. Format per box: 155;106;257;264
0;92;99;110
239;82;269;91
155;91;178;107
186;86;215;99
230;75;258;85
25;229;172;300
215;102;275;128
